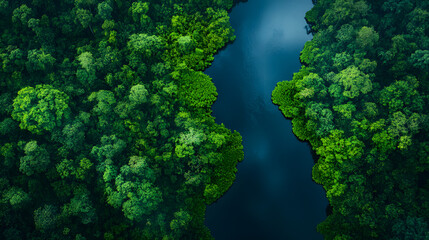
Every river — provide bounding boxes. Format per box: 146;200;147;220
204;0;328;239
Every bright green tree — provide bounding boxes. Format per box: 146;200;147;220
12;85;70;134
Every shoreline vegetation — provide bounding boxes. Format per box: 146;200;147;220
272;0;428;239
0;0;244;239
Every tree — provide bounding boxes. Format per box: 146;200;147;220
410;50;429;69
333;52;353;71
121;181;162;221
336;24;355;45
62;189;96;224
1;143;15;168
0;118;18;135
356;26;379;50
333;102;356;119
97;1;113;20
129;1;150;24
77;52;95;71
76;51;97;87
61;120;85;150
91;135;126;162
314;130;364;199
12;4;32;25
3;187;30;209
128;33;164;60
272;78;302;118
322;0;369;27
75;8;93;29
26;49;56;72
392;216;429;240
204;129;243;204
177;36;195;54
175;69;217;109
305;103;334;137
170;210;191;231
56;157;92;180
296;73;327;100
126;156;155;180
177;127;205;147
105;156;162;222
334;66;372;99
363;102;378;118
19;140;50;176
0;0;8;14
379;79;422;113
88;90;117;127
12;85;70;134
129;84;148;105
34;205;59;232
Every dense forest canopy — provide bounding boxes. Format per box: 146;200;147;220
272;0;429;239
0;0;244;239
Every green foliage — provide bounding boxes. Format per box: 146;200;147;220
91;135;125;162
3;187;31;209
334;66;372;99
272;79;301;118
62;188;96;224
0;0;8;13
130;1;150;25
120;181;162;221
165;7;235;70
26;49;56;72
175;69;217;110
392;217;429;240
273;0;429;238
410;50;429;69
77;52;95;71
33;205;59;232
333;102;356;119
97;1;113;20
88;90;117;128
128;33;164;60
56;157;93;180
0;118;18;135
60;119;86;150
12;85;70;134
1;143;15;168
76;8;93;29
356;26;379;50
177;36;196;54
170;210;191;230
19;141;50;176
0;0;242;238
12;4;32;24
128;84;148;104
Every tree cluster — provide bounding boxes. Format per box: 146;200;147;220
0;0;243;239
272;0;429;239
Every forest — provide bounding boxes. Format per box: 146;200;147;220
0;0;244;239
272;0;429;239
2;0;428;239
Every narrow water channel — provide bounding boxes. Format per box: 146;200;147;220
204;0;328;239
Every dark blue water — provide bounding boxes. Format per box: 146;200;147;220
204;0;328;239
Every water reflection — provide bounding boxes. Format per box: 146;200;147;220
204;0;328;239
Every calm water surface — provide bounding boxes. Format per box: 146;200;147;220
204;0;328;239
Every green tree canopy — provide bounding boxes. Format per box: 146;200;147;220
12;85;70;134
19;140;50;176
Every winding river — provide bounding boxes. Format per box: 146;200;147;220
204;0;328;239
